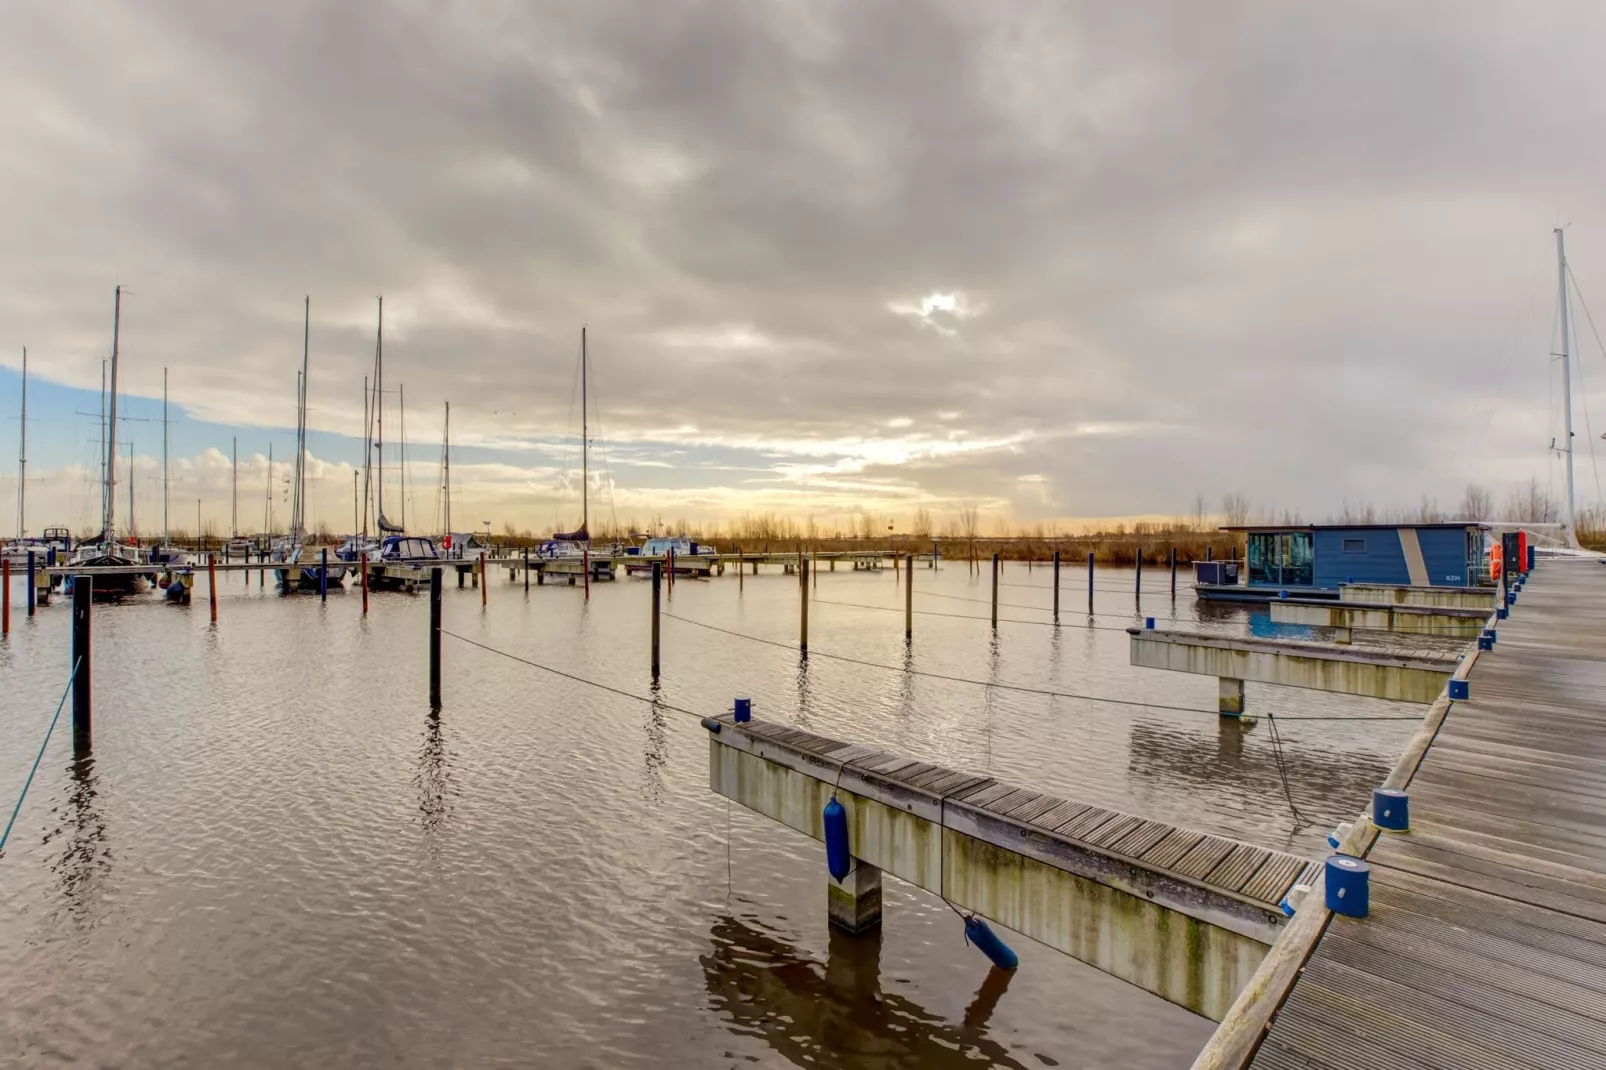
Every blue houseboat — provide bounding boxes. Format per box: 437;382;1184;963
1197;523;1488;602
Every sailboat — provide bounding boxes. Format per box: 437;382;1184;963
69;286;147;596
543;327;614;581
273;297;346;590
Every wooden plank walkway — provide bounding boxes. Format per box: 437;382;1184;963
1242;556;1606;1070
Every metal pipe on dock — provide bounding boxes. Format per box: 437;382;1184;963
651;561;662;678
71;577;91;752
429;566;442;708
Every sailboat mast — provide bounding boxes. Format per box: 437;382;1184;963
361;375;371;537
1556;227;1577;540
105;285;121;540
16;347;25;540
266;442;273;536
399;382;406;531
232;437;238;538
443;400;451;534
296;295;309;538
127;440;135;545
587;322;594;533
376;296;384;525
162;366;169;543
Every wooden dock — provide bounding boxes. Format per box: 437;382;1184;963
705;714;1320;1020
1197;555;1606;1069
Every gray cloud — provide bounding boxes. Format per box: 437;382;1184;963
4;0;1606;529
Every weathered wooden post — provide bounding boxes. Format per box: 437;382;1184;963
259;548;265;588
524;547;530;592
905;553;914;641
582;546;590;601
800;558;809;655
1206;545;1213;562
932;537;938;569
72;576;91;752
2;558;9;635
1052;550;1060;622
737;546;744;592
1135;550;1143;605
429;566;442;708
320;548;329;602
651;561;662;678
1087;551;1094;613
481;551;488;607
812;548;818;590
208;553;219;623
360;552;369;614
27;550;37;617
991;552;999;629
1170;546;1177;599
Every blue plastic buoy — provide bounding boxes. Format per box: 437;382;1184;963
734;697;752;723
823;797;850;882
1144;616;1155;629
1373;788;1409;832
1324;854;1370;917
964;916;1019;970
1449;679;1469;700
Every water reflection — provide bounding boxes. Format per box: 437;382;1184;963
794;654;814;731
702;914;1029;1069
45;754;110;926
414;709;454;837
642;690;669;805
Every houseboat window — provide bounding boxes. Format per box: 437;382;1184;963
1247;531;1313;587
1342;538;1366;553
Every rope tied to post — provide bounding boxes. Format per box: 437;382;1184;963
0;657;83;856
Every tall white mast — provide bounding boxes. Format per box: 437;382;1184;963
232;436;238;538
361;374;370;537
105;286;121;540
16;347;25;540
295;295;309;539
376;296;384;526
399;382;406;531
1556;227;1577;542
442;400;451;534
581;326;588;537
162;366;170;543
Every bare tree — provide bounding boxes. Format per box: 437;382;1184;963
1221;492;1252;527
911;507;933;538
1459;483;1492;521
1414;495;1443;524
1503;476;1558;523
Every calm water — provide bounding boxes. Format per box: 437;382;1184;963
0;561;1419;1068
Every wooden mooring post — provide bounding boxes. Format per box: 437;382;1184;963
800;558;809;655
71;576;91;752
482;551;489;607
737;546;743;592
991;552;999;629
651;561;662;678
428;566;442;708
582;546;590;601
320;548;328;602
905;553;914;641
1135;550;1143;604
208;553;219;623
1087;551;1094;613
2;558;8;635
27;550;37;616
523;547;529;592
1169;546;1177;600
360;553;369;614
1052;550;1061;621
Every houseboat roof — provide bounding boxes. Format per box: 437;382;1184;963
1219;522;1488;533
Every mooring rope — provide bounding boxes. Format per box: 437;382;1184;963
1;658;82;856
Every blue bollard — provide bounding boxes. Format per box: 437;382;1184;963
734;697;752;723
964;916;1019;970
823;797;850;882
1507;590;1517;606
1478;634;1492;650
1483;628;1496;645
1144;617;1155;629
1449;679;1469;700
1325;854;1370;917
1497;606;1508;620
1373;788;1410;832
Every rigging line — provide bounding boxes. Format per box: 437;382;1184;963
1564;263;1606;505
1264;712;1315;828
997;579;1185;593
810;596;1136;632
915;588;1194;623
660;611;1220;715
439;630;705;722
1;658;82;856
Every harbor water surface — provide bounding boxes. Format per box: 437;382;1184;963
0;562;1419;1068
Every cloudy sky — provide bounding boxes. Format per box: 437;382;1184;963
2;1;1605;538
